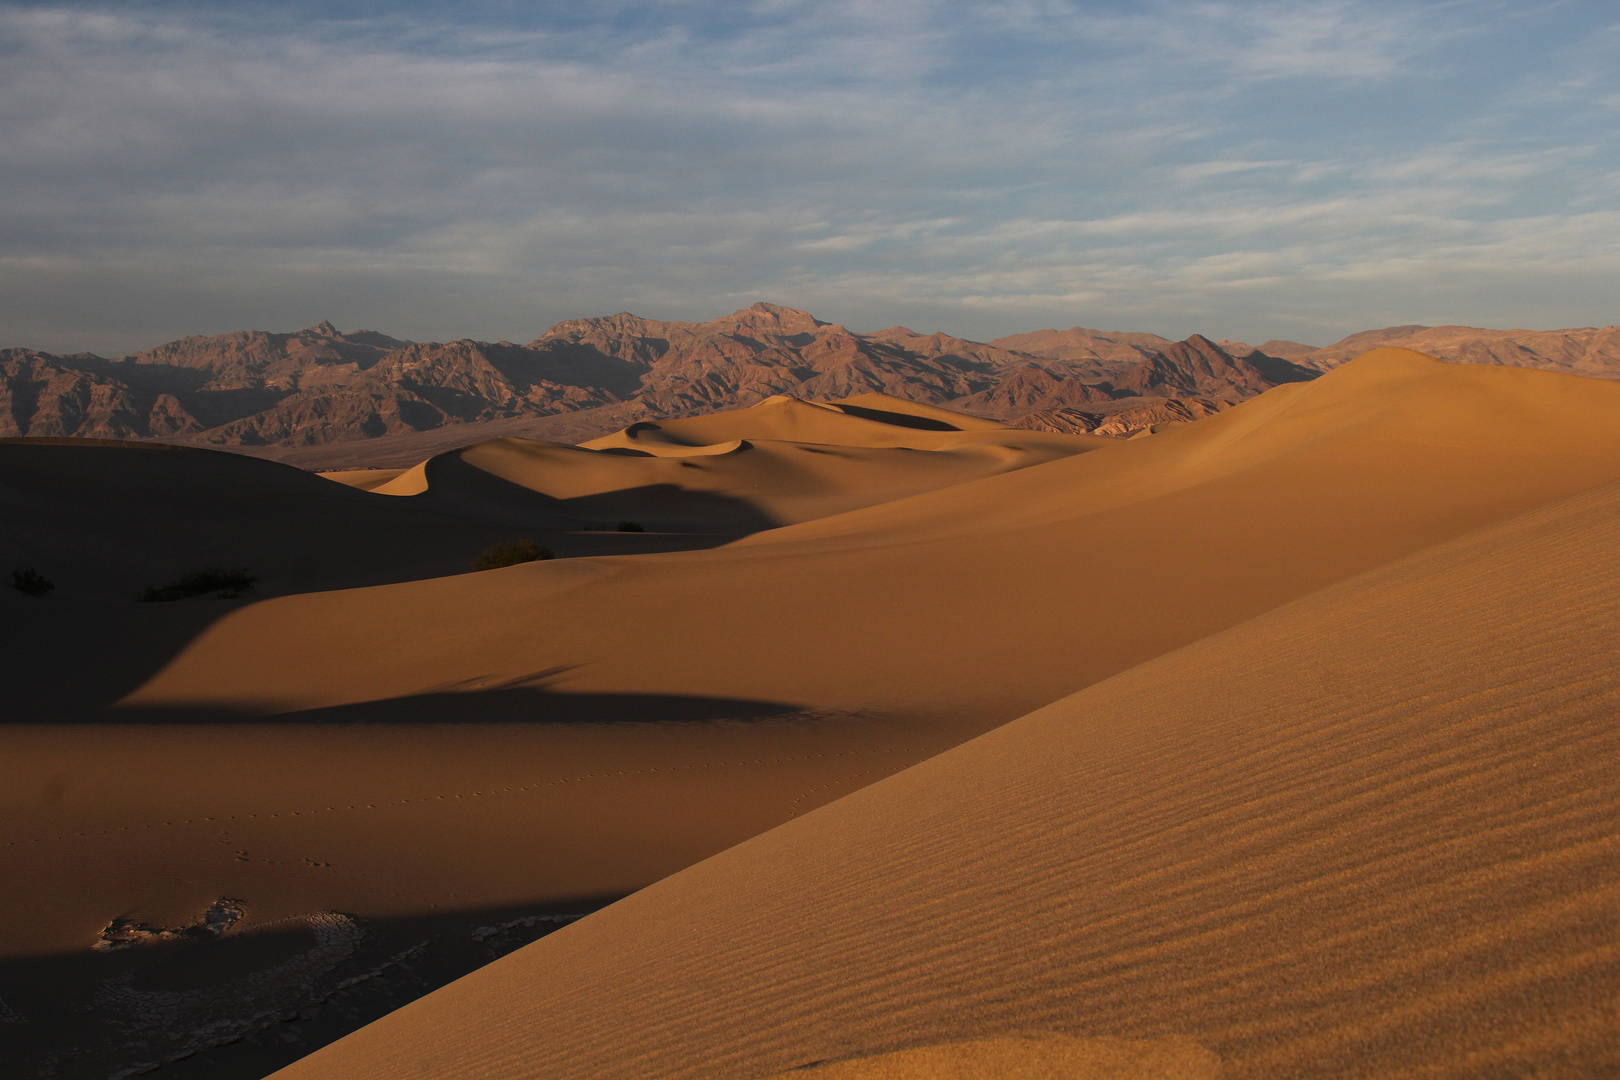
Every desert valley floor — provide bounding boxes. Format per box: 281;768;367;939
2;347;1619;1078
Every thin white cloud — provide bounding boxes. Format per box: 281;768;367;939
1172;159;1292;182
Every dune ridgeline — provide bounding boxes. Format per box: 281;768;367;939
1;348;1617;1079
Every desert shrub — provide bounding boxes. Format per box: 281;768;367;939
616;520;646;532
139;568;258;602
10;568;54;597
471;540;554;572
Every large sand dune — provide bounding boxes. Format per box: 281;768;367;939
7;350;1620;1077
273;468;1620;1080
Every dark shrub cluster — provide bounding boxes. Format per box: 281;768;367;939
139;568;258;602
10;568;54;597
471;540;555;572
616;520;646;532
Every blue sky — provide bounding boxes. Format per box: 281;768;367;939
1;1;1616;354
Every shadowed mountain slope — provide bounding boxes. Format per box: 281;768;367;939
0;349;203;440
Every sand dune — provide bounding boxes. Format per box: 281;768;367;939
14;346;1604;973
9;350;1620;1077
0;398;1100;1075
318;466;413;491
459;433;1089;530
6;394;1070;719
741;347;1620;550
319;394;1101;531
580;392;1014;453
0;439;576;601
273;472;1620;1080
123;350;1620;724
1;397;1091;965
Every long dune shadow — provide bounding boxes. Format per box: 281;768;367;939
2;599;236;722
411;449;782;533
828;402;962;430
0;894;623;1080
2;599;802;725
104;684;805;725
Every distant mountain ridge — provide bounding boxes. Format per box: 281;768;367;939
3;303;1613;449
1277;324;1620;377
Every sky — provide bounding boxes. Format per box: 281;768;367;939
1;0;1617;355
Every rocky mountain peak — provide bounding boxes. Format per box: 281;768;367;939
0;304;1361;451
718;302;827;336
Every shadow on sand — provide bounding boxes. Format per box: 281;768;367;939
103;682;806;725
0;440;767;604
829;402;961;431
0;895;624;1080
1;605;805;726
409;447;783;534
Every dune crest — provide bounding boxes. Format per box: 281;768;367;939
580;393;1027;452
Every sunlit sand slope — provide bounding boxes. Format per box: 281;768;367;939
757;1034;1220;1079
126;351;1620;727
745;346;1620;548
276;475;1620;1080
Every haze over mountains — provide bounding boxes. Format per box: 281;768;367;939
8;302;1617;457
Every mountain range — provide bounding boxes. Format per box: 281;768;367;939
3;302;1616;454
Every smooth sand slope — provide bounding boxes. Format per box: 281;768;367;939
275;472;1620;1080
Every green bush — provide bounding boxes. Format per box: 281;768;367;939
616;520;646;532
10;568;54;598
471;540;555;572
139;568;258;602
